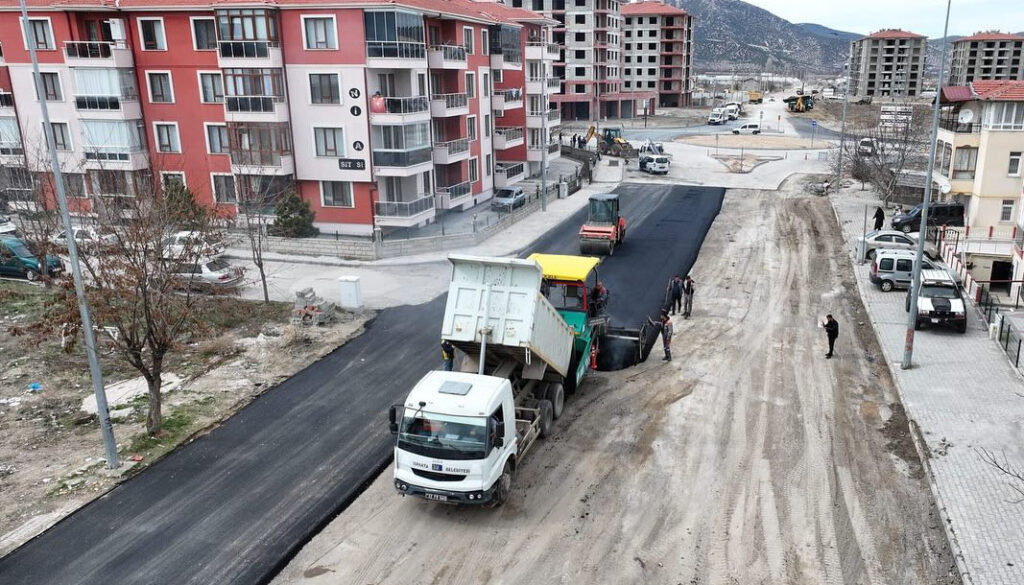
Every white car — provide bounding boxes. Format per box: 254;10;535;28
162;231;226;260
166;257;243;293
50;226;118;249
732;122;761;135
857;230;937;261
639;155;670;174
0;215;19;236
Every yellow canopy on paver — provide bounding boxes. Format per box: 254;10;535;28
527;253;600;283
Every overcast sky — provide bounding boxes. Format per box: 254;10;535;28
743;0;1024;38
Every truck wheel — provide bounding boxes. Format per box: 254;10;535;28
487;461;514;508
545;383;565;419
881;280;894;292
538;400;554;438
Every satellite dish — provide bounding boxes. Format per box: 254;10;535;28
958;109;974;124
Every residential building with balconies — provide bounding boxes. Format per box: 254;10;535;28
848;29;927;98
949;33;1024;86
621;1;693;109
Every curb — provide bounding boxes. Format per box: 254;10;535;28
828;193;973;585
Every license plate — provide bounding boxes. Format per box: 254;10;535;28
424;493;448;502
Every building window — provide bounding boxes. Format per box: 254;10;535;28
321;181;353;207
465;72;476;99
46;122;71;151
484;114;491;138
482;30;489;55
463;26;474;54
485;154;492;176
207;124;229;154
309;73;340;104
470;157;479;183
1002;199;1015;222
575;49;585;59
952;146;978;180
217;9;279;43
199;73;224;103
314;127;344;157
1010;151;1022;177
162;172;186;189
37;72;62;101
212;174;236;203
25;18;54;50
303;16;337;50
63;174;86;198
467;115;477;141
575;67;585;76
576;32;585;42
192;18;217;50
147;72;174;103
483;73;490;97
574;14;585;24
139;18;167;51
154;123;181;153
89;170;129;196
625;43;631;51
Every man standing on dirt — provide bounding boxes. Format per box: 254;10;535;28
682;276;695;319
822;315;839;359
647;311;673;361
666;275;683;315
441;339;455;371
873;207;885;231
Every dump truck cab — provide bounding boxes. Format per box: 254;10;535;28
579;193;626;255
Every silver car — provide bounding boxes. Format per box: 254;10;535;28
857;230;937;261
167;257;243;293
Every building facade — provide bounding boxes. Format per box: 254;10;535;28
848;29;927;98
621;1;693;109
949;32;1024;86
0;0;559;236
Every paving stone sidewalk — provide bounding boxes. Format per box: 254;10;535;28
833;189;1024;585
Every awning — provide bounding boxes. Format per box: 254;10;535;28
528;253;600;282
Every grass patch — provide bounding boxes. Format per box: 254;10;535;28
122;396;222;459
0;280;53;321
197;297;291;336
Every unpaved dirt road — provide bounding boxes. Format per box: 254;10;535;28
272;187;959;585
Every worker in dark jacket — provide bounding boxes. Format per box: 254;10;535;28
441;339;455;371
666;275;683;315
822;315;839;359
873;207;885;231
682;276;695;318
592;281;609;315
647;311;673;361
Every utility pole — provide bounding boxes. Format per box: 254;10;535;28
540;56;548;212
19;0;118;468
902;0;952;370
834;58;852;195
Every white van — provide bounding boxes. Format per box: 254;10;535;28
639;155;670;174
707;110;725;125
870;249;960;292
732;122;761;135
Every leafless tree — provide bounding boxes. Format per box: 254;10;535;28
234;173;295;303
978;447;1024;503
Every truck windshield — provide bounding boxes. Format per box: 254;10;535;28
922;285;960;299
544;281;585;311
398;412;487;460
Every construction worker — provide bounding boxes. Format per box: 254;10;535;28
682;275;695;318
592;280;609;315
822;315;839;359
666;275;683;315
647;311;673;361
440;339;455;371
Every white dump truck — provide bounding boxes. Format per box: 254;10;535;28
389;254;600;506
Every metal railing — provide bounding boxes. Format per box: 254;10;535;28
498;88;523;102
495;127;524;142
939;117;980;134
218;40;278;58
428;44;467;61
979;284;1024;373
372;147;432;167
225;95;284;113
431;92;468;110
64;41;126;59
527;41;560;56
366;41;425;60
230;151;286;167
0;141;24;155
374;194;434;217
495;162;524;178
375;95;429;115
434;138;469;155
437;180;470;199
548;141;560;153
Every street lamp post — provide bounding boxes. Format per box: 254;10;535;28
834;59;852;195
902;0;953;370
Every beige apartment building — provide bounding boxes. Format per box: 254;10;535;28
848;29;927;97
949;32;1024;86
621;1;694;109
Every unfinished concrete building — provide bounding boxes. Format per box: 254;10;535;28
848;29;928;97
949;33;1024;86
622;1;694;108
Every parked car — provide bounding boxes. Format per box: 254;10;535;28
905;269;967;333
857;230;937;261
639;155;670;174
491;187;526;212
162;230;226;259
870;249;961;292
165;257;243;293
0;215;19;237
857;138;877;157
0;236;63;281
891;202;964;233
732;122;761;135
50;226;118;250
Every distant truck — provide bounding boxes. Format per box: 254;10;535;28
747;90;763;104
390;254;605;506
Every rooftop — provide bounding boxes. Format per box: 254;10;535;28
971;80;1024;102
863;29;927;40
955;31;1024;42
621;1;689;16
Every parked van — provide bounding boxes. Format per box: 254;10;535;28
891;202;964;233
732;122;761;135
707;110;725;125
870;249;960;292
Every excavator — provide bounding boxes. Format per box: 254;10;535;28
585;125;637;158
784;94;815;113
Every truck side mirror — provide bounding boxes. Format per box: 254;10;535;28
493;421;505;449
388;405;400;435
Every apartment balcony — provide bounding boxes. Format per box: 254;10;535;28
63;41;133;68
526;76;561;96
435;180;472;209
494;162;525;188
526;109;561;129
370;95;431;125
492;88;523;112
217;40;283;68
430;92;469;117
225;95;289;123
427;45;468;70
372;147;433;177
229;152;296;176
0;139;24;166
526;141;560;162
494;127;525;150
490;51;523;71
366;41;427;69
525;42;560;61
83;145;149;171
374;193;436;227
432;138;470;164
72;94;143;120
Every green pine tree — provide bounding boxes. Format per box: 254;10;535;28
270;190;319;238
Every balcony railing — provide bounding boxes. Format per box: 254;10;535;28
84;145;146;162
375;95;429;115
64;41;125;59
496;162;524;178
366;41;426;60
495;127;524;142
218;40;278;58
0;141;24;155
0;92;13;107
434;138;470;156
226;95;284;113
527;41;560;56
428;44;467;61
230;151;287;167
548;141;560;153
528;109;561;122
437;180;471;199
939;117;981;134
432;92;468;109
372;147;432;168
374;194;435;217
499;88;523;103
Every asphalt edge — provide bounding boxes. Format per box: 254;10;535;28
827;193;973;585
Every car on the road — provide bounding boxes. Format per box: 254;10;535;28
50;226;118;250
639;155;670;174
162;230;226;259
905;269;967;333
491;187;526;212
0;236;63;281
732;122;761;135
857;230;937;261
0;214;19;237
165;257;243;293
870;249;961;292
890;202;964;233
707;110;725;125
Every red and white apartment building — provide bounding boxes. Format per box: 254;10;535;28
0;0;560;235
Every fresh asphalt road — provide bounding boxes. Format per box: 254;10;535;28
0;184;724;585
